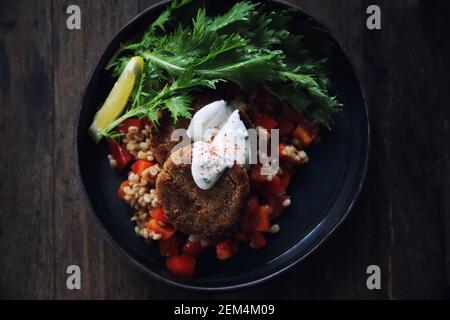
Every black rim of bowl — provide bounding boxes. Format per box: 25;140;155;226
74;0;371;292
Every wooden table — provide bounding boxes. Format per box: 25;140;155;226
1;0;449;299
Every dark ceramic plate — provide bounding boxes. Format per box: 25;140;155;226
75;0;369;291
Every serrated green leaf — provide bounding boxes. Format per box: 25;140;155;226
102;0;342;137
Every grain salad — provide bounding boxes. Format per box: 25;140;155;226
89;0;341;278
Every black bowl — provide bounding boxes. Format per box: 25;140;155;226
75;0;369;291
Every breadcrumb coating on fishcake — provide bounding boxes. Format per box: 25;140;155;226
156;145;250;237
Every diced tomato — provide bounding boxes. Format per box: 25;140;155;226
118;181;131;200
268;195;290;220
249;232;267;250
241;197;261;231
131;159;154;177
108;140;133;171
292;118;320;148
259;175;285;197
249;165;267;184
141;117;154;129
159;234;178;257
146;219;175;240
117;117;142;134
182;241;204;256
253;112;278;130
166;254;196;277
242;205;271;232
216;239;238;260
151;207;170;223
256;205;272;232
278;117;295;136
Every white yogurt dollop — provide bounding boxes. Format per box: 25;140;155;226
187;100;232;142
190;101;248;190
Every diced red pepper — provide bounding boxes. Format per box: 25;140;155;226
256;205;272;232
108;140;133;171
259;175;285;197
216;239;238;260
151;207;170;223
292;117;320;148
268;195;291;220
118;181;131;200
131;159;154;177
117;117;142;134
242;205;271;232
166;254;196;277
253;112;278;130
182;241;204;256
159;234;179;257
146;219;175;240
249;165;267;184
249;232;267;250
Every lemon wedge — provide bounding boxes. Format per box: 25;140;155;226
88;56;144;143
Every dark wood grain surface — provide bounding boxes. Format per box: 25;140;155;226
0;0;449;299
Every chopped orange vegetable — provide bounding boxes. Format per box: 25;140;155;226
292;118;320;148
151;207;170;223
242;205;271;232
249;232;267;250
253;112;278;130
118;181;131;200
146;219;175;240
131;159;154;177
259;175;285;196
166;254;196;277
216;239;238;260
159;234;178;257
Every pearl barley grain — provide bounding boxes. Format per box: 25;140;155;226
270;224;280;234
282;198;291;207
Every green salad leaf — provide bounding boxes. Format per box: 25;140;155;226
102;0;341;138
